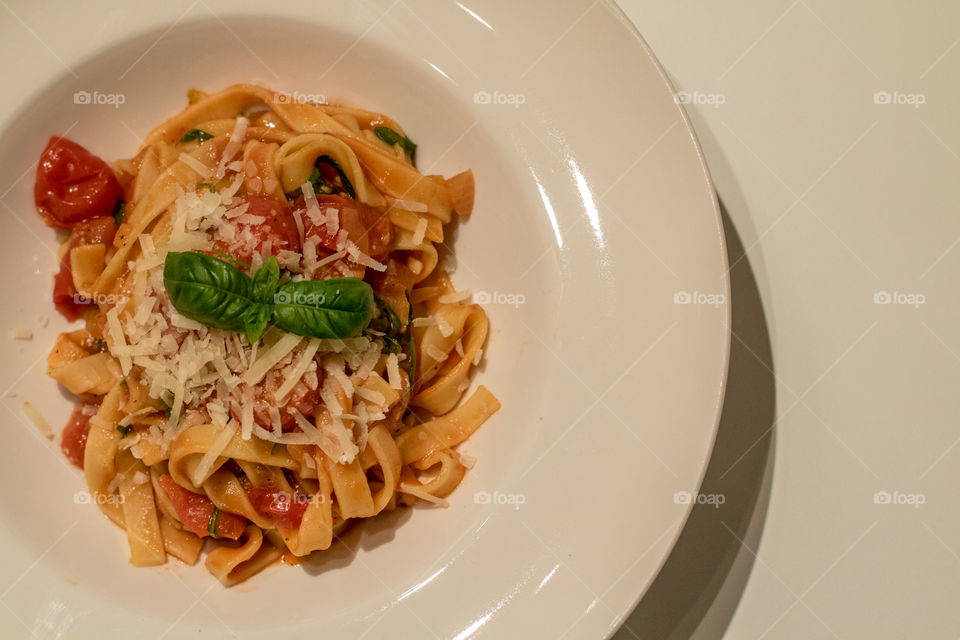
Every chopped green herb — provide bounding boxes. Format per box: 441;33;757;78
113;200;126;226
164;406;172;419
309;155;356;199
92;338;107;353
207;507;221;538
119;380;127;387
196;182;216;193
181;129;214;144
116;425;133;436
374;126;417;163
367;296;403;353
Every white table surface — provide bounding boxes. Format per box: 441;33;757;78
612;1;960;638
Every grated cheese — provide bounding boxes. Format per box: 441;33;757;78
438;290;472;304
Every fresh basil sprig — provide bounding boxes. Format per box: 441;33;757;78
374;126;416;163
163;251;374;342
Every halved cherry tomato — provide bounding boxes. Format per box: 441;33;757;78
229;372;321;432
211;194;301;264
52;216;118;321
296;194;392;257
157;474;247;540
34;137;122;229
61;402;98;468
247;487;309;530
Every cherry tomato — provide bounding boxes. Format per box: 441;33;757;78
61;403;98;469
247;487;309;530
211;195;300;264
296;194;392;257
71;216;117;246
34;137;122;229
157;474;246;539
229;372;321;432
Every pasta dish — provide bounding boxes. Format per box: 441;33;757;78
33;84;498;585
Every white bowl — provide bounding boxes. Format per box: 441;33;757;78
0;1;728;638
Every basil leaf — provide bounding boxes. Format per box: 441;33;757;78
272;278;374;339
374;126;416;163
181;129;214;144
113;199;126;226
368;295;403;353
196;182;216;193
163;251;257;333
252;256;280;304
207;507;220;538
310;155;356;199
243;303;271;344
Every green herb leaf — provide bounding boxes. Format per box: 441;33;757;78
368;295;403;353
164;251;259;334
310;155;356;199
272;278;374;339
252;256;280;304
164;252;375;341
181;129;214;144
374;126;417;163
207;507;221;538
196;182;216;193
113;200;126;226
116;425;133;436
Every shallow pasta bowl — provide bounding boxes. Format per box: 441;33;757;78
0;0;729;638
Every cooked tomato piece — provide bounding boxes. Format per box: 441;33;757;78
247;487;309;530
53;253;85;321
34;137;122;229
61;402;97;468
229;372;321;432
211;194;300;264
157;474;246;539
296;194;392;257
71;215;117;246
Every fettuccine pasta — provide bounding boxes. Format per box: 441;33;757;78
34;84;498;585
